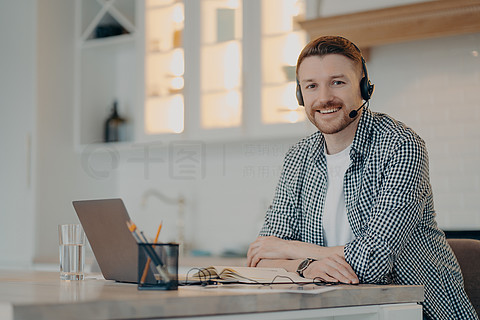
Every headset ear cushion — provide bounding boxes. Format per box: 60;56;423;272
360;77;368;101
296;82;304;106
360;77;374;101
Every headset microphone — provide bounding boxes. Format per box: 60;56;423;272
349;100;369;119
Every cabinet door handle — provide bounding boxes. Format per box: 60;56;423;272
26;133;31;188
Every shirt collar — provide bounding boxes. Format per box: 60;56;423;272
350;108;374;160
309;108;374;162
308;131;324;162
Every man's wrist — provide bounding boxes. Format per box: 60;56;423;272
296;258;317;277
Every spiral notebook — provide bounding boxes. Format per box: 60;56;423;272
190;266;312;284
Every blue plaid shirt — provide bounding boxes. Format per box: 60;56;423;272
260;109;478;319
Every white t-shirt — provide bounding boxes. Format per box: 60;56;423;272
322;145;355;247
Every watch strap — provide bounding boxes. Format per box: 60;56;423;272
296;258;317;277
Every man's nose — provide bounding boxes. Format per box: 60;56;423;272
313;84;333;105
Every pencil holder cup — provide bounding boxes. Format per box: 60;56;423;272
137;243;179;290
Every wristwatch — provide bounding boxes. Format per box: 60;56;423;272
296;258;317;277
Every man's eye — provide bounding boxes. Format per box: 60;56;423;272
306;84;316;89
332;80;344;86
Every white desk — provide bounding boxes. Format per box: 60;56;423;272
0;270;423;320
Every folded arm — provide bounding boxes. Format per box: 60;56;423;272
343;138;429;283
247;236;358;284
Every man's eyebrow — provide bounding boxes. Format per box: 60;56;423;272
301;74;347;83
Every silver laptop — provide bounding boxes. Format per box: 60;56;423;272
73;198;138;283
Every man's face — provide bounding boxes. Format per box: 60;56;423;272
297;54;363;135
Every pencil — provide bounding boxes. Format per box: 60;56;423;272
126;221;143;243
140;221;163;284
128;220;170;282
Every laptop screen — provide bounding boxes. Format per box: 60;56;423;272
73;198;138;283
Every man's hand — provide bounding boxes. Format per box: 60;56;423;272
247;236;296;267
247;236;338;267
304;255;359;284
247;236;359;284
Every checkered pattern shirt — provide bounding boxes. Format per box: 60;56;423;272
260;109;478;319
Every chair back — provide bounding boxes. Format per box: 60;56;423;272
447;238;480;316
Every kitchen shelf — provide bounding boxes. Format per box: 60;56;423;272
80;33;135;49
75;0;137;147
75;0;315;148
298;0;480;51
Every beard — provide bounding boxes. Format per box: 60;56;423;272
307;100;357;135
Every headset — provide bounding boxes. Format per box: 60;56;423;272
295;46;374;118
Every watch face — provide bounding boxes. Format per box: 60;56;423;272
297;258;315;275
298;259;309;270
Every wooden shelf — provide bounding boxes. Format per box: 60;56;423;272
298;0;480;52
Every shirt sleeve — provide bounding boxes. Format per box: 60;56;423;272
259;155;300;240
344;136;430;283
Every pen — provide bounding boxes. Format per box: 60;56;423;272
140;221;163;284
127;220;170;282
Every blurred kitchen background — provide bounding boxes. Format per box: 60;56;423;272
1;0;479;269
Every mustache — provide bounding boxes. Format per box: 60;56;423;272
313;100;345;110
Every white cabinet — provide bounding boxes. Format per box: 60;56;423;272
0;0;37;267
259;0;312;138
75;0;138;148
142;0;185;137
75;0;313;149
166;303;422;320
199;0;243;130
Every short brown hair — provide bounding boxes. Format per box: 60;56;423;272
296;36;362;77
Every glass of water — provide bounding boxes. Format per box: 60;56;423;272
58;224;85;280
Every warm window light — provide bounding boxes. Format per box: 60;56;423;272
223;42;240;89
225;0;240;9
219;90;240;122
285;110;300;123
272;0;302;32
145;95;184;134
285;0;301;17
283;82;298;109
201;91;241;128
226;90;240;109
168;95;184;133
172;3;184;24
170;76;184;90
283;33;302;66
170;49;184;76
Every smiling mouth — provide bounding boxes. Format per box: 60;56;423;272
317;107;341;114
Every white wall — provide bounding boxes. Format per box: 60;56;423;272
116;139;300;256
0;0;37;267
34;0;119;262
0;0;119;265
369;34;480;228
